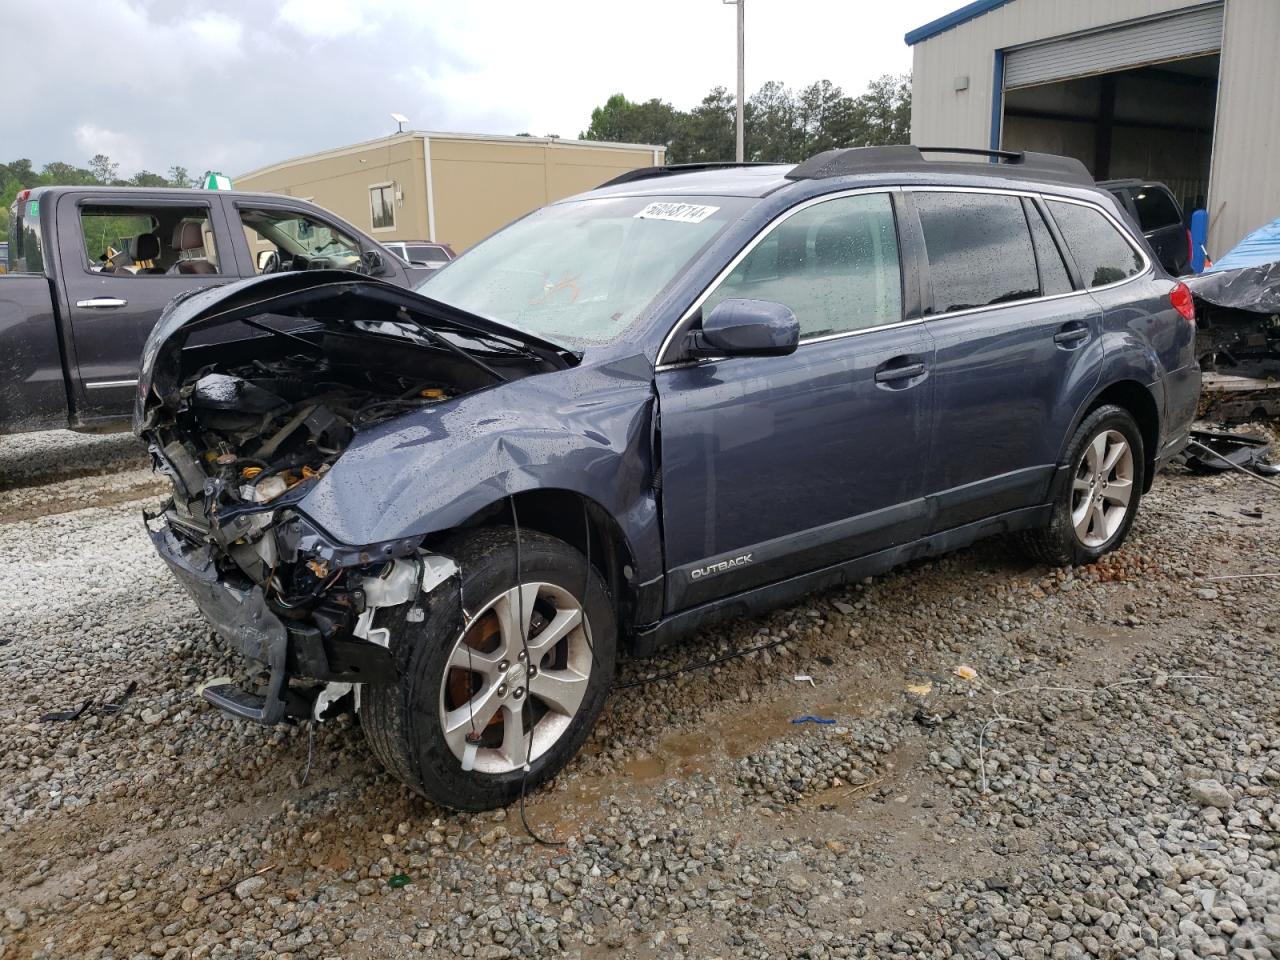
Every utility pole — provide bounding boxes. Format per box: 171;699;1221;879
723;0;744;162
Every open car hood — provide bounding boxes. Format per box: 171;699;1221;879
133;271;578;428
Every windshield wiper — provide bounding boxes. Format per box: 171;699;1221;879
392;311;509;383
238;316;325;353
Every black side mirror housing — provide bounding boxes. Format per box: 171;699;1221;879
685;298;800;359
361;249;388;276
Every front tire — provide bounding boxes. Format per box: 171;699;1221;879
1019;404;1145;567
362;527;616;811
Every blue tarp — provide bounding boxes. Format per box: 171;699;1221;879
1208;218;1280;273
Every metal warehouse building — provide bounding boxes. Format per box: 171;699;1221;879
907;0;1280;256
236;132;664;253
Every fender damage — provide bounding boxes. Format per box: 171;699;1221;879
134;272;657;724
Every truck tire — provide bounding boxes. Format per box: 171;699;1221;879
1019;404;1146;567
362;527;616;811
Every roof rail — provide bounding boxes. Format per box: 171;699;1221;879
786;145;1093;186
597;161;777;189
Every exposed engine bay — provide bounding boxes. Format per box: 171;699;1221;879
145;326;546;626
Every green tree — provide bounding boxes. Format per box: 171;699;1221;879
130;170;169;187
672;87;735;163
39;161;95;185
745;81;801;162
582;73;913;166
850;74;912;147
88;154;119;184
583;94;682;154
167;165;193;187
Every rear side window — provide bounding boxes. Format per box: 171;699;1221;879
1048;200;1144;288
8;199;45;274
704;192;902;339
1131;187;1181;231
79;204;220;276
409;245;450;263
1025;199;1073;296
915;192;1038;314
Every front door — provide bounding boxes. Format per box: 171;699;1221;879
56;194;234;421
656;191;935;612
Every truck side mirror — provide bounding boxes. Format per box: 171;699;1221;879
360;249;388;276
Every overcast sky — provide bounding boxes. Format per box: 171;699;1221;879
9;0;960;178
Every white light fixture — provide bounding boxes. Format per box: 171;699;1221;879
390;113;409;134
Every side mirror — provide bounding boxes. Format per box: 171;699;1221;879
686;298;799;359
360;249;388;276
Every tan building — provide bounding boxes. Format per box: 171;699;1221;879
236;132;665;253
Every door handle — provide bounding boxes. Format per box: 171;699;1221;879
874;360;926;383
76;297;128;309
1053;325;1090;346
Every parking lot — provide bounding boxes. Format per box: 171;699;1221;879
0;429;1276;959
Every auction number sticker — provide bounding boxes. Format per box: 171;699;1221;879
634;202;719;224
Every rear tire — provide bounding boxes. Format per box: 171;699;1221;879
362;527;616;811
1018;404;1145;567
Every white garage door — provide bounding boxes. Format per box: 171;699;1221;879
1004;3;1223;89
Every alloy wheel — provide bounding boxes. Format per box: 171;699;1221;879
1071;429;1134;548
438;582;593;774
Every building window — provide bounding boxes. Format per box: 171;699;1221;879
370;183;396;231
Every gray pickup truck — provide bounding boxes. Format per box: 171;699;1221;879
1;186;431;435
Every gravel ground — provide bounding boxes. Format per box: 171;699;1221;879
0;429;1277;960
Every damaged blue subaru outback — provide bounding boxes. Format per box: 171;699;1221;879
135;145;1200;810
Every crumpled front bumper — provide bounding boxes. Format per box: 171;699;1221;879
148;513;397;725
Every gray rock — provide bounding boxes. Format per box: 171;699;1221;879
1188;779;1234;810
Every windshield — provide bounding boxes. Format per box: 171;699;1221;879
417;195;749;346
242;208;361;261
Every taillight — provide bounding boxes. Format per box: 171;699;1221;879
16;189;29;203
1170;281;1195;325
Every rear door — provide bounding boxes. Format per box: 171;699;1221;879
55;193;236;421
910;189;1103;532
656;190;935;611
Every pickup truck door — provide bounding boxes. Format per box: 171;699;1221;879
224;199;430;288
55;192;236;423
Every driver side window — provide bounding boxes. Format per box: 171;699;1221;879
703;192;902;339
239;207;362;275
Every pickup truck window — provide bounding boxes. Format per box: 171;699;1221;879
240;207;363;275
79;204;220;276
7;200;44;274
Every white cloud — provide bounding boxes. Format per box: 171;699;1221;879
10;0;960;176
186;12;245;58
74;124;145;174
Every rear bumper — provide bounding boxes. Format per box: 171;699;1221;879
148;514;396;724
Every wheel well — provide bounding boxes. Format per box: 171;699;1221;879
1086;381;1160;491
440;489;638;631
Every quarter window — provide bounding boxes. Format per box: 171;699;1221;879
1048;200;1144;288
702;192;902;339
915;192;1038;314
370;183;395;230
1025;199;1073;297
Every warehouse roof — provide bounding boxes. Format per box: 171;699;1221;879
905;0;1016;45
237;130;663;182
